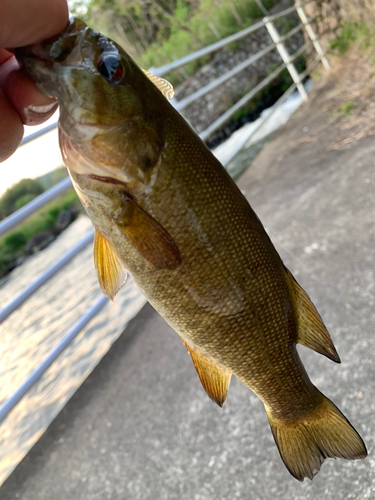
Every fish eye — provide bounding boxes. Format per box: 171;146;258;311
97;52;125;83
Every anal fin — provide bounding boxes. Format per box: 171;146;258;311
94;229;128;300
183;340;231;407
284;268;340;363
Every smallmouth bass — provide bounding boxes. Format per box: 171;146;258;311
16;18;367;481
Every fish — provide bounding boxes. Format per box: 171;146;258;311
15;17;367;481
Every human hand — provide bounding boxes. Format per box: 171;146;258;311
0;0;69;162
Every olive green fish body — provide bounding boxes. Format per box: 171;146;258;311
70;108;314;417
16;18;367;481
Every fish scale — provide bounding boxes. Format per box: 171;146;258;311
15;16;367;481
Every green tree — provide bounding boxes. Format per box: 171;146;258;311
3;231;27;253
70;0;200;60
0;178;45;219
15;193;37;211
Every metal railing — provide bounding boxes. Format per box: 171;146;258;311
0;0;329;424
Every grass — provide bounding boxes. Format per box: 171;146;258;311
138;0;277;85
340;101;355;114
329;20;375;55
328;101;356;123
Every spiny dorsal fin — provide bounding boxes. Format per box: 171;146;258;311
142;69;174;99
94;229;128;300
183;340;232;407
284;267;340;363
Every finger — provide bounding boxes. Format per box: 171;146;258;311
0;55;58;126
0;56;58;126
0;0;69;48
0;89;23;162
0;48;13;65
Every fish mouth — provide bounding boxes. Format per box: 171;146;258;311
15;47;58;98
16;17;86;64
15;17;87;98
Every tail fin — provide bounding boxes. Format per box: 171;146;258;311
266;394;367;481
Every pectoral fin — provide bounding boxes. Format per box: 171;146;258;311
183;340;232;407
94;230;128;300
284;268;340;363
116;195;181;270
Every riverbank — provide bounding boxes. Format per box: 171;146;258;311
1;48;374;498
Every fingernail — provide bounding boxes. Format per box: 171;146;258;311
28;102;58;114
24;101;58;125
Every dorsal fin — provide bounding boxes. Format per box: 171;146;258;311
284;268;340;363
142;69;174;99
183;340;232;407
94;229;128;300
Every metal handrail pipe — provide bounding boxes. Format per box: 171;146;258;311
265;17;307;100
0;230;94;325
265;0;312;23
0;177;72;238
296;4;330;70
299;51;324;80
222;49;327;168
288;39;314;63
277;22;304;44
277;18;319;44
199;62;286;141
151;19;266;77
199;37;312;141
198;36;314;142
222;82;298;167
0;294;108;424
175;42;277;112
20;122;58;147
176;18;317;113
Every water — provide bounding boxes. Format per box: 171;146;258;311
212;81;312;179
0;84;307;486
0;217;147;484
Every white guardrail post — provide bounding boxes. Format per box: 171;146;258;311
264;16;308;101
296;2;330;69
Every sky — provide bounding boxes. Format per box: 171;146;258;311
0;111;63;196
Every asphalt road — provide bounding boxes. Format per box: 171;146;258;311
1;61;375;499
